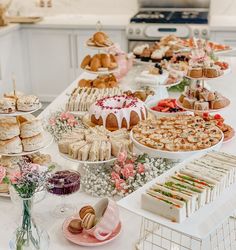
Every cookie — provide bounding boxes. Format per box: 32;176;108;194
79;205;95;219
68;219;83;234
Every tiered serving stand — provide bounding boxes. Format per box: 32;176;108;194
0;104;53;197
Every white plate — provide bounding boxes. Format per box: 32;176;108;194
60;152;116;165
83;68;119;75
0;192;10;198
130;130;224;160
176;98;231;114
133;58;156;65
164;77;183;88
85;42;114;51
185;67;231;81
0;131;53;156
0;103;42;117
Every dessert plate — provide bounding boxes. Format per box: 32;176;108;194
0;103;42;117
63;217;122;247
185;67;231;81
60;152;116;165
176;98;231;114
85;42;114;51
130;130;224;160
0;131;53;157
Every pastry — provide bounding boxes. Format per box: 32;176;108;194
140;48;152;62
90;56;101;71
80;55;91;69
0;136;23;154
20;118;43;139
187;67;203;78
133;44;149;58
4;91;24;99
101;54;111;68
68;219;83;234
0;156;23;168
194;101;209;111
0;98;16;114
87;31;113;47
82;213;96;230
89;95;147;131
79;205;95;219
29;153;51;165
204;66;222;78
17;95;41;111
182;97;195;109
21;133;44;152
0;117;20;140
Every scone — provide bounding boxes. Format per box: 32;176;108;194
17;95;41;111
0;136;23;154
22;133;44;151
20;119;43;138
0;117;20;140
0;98;16;114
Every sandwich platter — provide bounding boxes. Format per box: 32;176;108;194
0;103;42;117
130;130;224;160
117;151;236;239
59;152;116;165
0;131;53;157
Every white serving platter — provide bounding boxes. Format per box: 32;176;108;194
0;131;53;156
0;103;42;117
117;151;236;239
60;152;116;165
83;68;118;75
130;130;224;160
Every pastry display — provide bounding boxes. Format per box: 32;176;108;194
132;115;223;152
150;99;185;113
200;113;234;142
0;115;44;154
0;98;16;114
58;126;132;162
142;151;236;223
178;85;230;111
78;74;118;88
0;92;41;114
47;170;80;195
87;31;113;48
89;95;147;131
80;53;118;72
66;86;121;112
123;89;154;102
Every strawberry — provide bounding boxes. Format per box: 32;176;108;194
217;121;223;127
214;114;222;120
203;112;209;118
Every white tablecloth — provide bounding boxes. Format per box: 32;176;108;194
1;57;236;249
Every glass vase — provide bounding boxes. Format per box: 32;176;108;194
9;197;50;250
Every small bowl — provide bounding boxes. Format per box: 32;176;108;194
146;99;189;118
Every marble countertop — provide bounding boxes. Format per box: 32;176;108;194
21;14;131;30
210;15;236;31
0;23;20;37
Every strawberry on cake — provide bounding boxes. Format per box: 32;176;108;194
89;95;147;131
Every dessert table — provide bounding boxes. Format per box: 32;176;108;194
1;56;236;250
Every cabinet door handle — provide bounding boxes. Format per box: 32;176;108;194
69;34;73;68
75;34;79;69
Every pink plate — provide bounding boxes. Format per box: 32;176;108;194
62;216;122;247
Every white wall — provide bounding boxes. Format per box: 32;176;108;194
8;0;236;17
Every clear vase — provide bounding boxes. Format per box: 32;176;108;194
9;197;50;250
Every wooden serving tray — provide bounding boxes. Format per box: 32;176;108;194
7;16;43;24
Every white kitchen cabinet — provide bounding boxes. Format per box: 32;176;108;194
0;30;25;95
25;29;76;102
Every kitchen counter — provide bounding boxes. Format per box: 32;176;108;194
1;57;236;249
0;23;19;37
21;14;131;30
210;15;236;31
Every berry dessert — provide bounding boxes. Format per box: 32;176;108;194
151;98;184;113
47;170;80;196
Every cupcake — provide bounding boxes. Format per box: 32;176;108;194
133;44;149;58
140;48;152;62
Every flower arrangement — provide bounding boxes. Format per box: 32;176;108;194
4;161;53;250
45;110;83;141
81;152;173;197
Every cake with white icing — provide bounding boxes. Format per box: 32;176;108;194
89;95;147;131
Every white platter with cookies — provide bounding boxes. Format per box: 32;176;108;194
0;131;53;157
85;43;114;51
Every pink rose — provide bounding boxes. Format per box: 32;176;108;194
137;163;145;174
117;151;127;163
0;166;6;183
9;171;21;184
111;171;120;181
113;164;121;174
49;118;56;126
60;112;67;120
121;164;134;179
115;178;125;191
